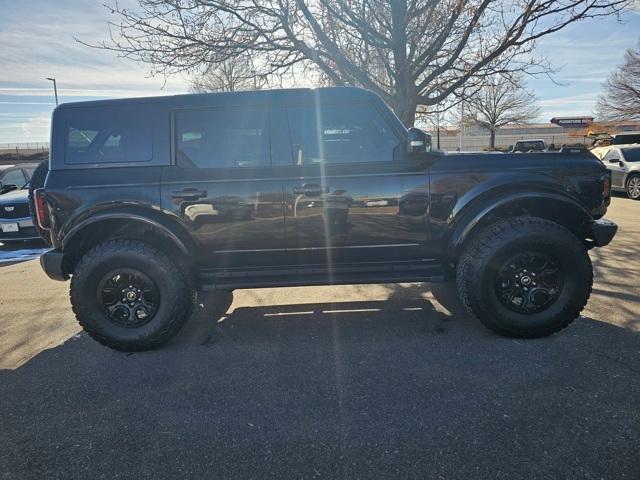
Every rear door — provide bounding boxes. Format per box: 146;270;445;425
161;104;285;268
279;101;430;265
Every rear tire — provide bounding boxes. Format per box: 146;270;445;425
626;175;640;200
70;239;195;351
456;216;592;338
27;160;52;246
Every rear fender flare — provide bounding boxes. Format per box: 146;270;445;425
62;211;191;257
448;190;592;254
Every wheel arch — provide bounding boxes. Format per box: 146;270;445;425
449;190;593;256
61;209;195;275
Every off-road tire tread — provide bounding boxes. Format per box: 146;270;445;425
70;239;194;351
456;216;593;338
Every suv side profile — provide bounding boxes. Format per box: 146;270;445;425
35;87;617;351
602;146;640;199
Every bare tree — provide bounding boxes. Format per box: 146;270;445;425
92;0;629;126
191;55;268;92
465;74;541;149
596;43;640;121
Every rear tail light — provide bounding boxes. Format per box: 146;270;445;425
34;188;50;230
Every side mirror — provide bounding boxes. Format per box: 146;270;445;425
507;145;513;151
407;127;431;155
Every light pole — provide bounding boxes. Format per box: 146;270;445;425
458;101;464;152
46;77;58;105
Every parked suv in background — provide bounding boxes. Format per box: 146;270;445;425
601;146;640;199
0;163;41;242
33;87;617;351
612;131;640;145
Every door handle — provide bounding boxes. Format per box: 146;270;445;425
171;188;208;200
292;184;327;196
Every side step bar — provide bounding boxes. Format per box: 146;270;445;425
197;260;446;290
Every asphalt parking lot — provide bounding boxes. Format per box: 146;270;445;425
1;196;639;479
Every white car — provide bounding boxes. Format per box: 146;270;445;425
602;146;640;199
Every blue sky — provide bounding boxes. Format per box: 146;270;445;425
1;0;639;143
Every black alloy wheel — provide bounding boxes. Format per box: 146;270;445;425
494;252;562;314
98;269;159;328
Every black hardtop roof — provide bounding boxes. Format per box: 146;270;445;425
55;86;376;111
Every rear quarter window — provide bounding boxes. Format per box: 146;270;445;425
62;105;156;165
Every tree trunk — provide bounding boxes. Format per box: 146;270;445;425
395;101;417;127
490;129;496;150
390;1;415;128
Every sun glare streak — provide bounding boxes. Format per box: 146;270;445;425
313;89;334;283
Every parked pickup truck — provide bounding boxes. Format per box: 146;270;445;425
509;139;548;153
32;87;617;351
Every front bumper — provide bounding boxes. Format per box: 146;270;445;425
589;218;617;247
40;249;68;281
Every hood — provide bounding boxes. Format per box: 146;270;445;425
0;188;28;205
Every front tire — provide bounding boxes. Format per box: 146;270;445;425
456;216;592;338
70;239;194;351
626;175;640;200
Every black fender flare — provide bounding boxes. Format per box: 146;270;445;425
448;190;593;254
62;210;192;257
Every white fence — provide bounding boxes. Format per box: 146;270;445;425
432;133;589;152
0;143;49;157
0;134;591;157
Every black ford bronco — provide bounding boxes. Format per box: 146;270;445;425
33;87;617;351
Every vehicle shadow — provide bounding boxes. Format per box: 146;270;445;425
166;282;476;349
1;282;639;479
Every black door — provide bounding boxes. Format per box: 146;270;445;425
280;102;431;265
161;105;285;268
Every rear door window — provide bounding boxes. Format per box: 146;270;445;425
175;106;270;168
65;106;153;164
